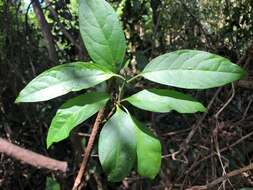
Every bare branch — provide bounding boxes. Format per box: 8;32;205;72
187;162;253;190
72;108;106;190
32;0;58;63
0;138;68;173
44;0;85;60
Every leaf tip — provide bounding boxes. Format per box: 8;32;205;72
138;165;160;180
46;142;52;149
15;96;21;104
46;137;53;149
201;106;208;112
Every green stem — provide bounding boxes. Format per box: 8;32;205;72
114;74;126;81
117;80;126;104
127;74;142;83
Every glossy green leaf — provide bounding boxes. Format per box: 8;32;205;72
125;89;206;113
47;92;109;148
79;0;126;71
15;62;116;102
132;118;161;179
98;108;136;182
99;107;162;181
141;50;246;89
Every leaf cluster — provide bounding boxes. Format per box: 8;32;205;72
15;0;246;181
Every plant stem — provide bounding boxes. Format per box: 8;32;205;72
115;74;126;81
127;74;141;83
72;108;106;190
117;80;126;104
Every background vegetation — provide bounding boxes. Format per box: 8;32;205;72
1;0;253;189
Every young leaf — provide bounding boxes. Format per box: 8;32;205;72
141;50;246;89
79;0;126;71
15;62;116;102
47;92;109;148
125;89;206;113
98;107;136;182
132;118;161;179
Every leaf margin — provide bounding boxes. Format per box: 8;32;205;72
46;91;109;148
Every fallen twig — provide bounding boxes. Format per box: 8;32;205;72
0;138;68;173
187;162;253;190
182;130;253;179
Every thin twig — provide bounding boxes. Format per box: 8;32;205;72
179;87;222;155
44;0;83;51
242;95;253;119
184;130;253;176
72;108;106;190
215;83;235;119
187;162;253;190
214;125;232;189
127;74;141;83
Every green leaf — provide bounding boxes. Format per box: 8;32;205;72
99;107;162;181
132;118;161;179
15;62;116;102
79;0;126;71
98;107;136;182
47;92;109;148
125;89;206;113
46;177;60;190
141;50;246;89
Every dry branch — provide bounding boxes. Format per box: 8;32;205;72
72;108;106;190
32;0;58;63
187;163;253;190
237;79;253;89
0;138;68;173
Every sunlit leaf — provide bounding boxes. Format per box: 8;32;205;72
79;0;126;71
47;92;109;148
141;50;246;89
125;89;206;113
16;62;115;102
